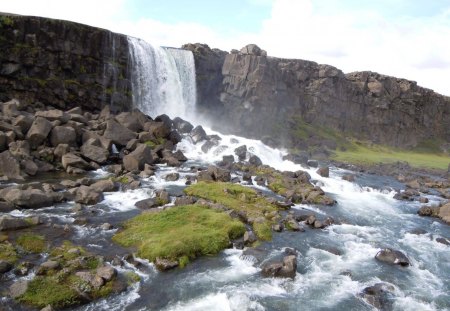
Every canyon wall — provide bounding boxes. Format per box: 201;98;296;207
0;13;131;113
186;43;450;149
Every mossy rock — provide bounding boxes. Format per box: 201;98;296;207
0;241;18;263
17;233;47;253
113;205;245;264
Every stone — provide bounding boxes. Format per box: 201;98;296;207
286;219;302;231
61;153;91;170
13;114;34;134
0;260;13;274
261;255;297;279
96;265;116;281
2;99;20;117
243;231;257;245
173;117;194;133
375;248;410;267
0;150;22;180
123;144;153;171
144;121;171;139
90;179;118;192
135;198;160;209
35;109;69;123
168;130;182;145
155;257;179;271
39;260;60;271
174;196;197;206
359;283;395;311
75;185;104;205
80;143;109;164
417;205;438;217
9;280;29;298
155;189;170;205
307;160;319;168
54;143;70;158
342;174;356;182
26;116;53;149
115;112;144;132
240;44;267;56
49;126;77;147
41;305;54;311
418;197;429;204
103;119;136;146
0;131;6;152
249;155;262;166
436;237;450;246
190;125;207;143
164;172;180;181
317;166;329;177
438;203;450;224
201;140;218;153
21;159;38;176
100;223;113;230
234;145;247;161
4;188;54;209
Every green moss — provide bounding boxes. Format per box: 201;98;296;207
144;137;166;148
86;256;101;269
124;271;141;285
50;241;86;262
90;280;114;299
113;205;245;263
185;182;278;241
111;176;130;184
333;143;450;170
17;233;47;253
0;242;18;263
18;276;80;308
0;16;14;27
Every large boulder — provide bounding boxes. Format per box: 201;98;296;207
90;180;118;192
173;117;194;133
144;121;170;139
190;126;207;143
240;44;267;56
438;202;450;224
375;248;410;267
61;153;91;170
261;255;297;278
9;280;29;299
359;283;395;311
75;185;104;205
35;109;69;123
317;166;330;178
123;144;153;172
234;145;247;161
0;215;33;231
103;119;136;146
49;126;77;147
80;142;109;164
0;151;22;180
3;188;54;209
115;112;145;132
26;117;53;149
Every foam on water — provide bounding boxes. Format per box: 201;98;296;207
102;189;152;212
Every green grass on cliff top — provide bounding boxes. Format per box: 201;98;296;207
112;205;245;263
333;143;449;170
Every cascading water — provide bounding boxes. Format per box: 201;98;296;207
127;37;196;120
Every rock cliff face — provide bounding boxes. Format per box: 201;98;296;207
0;13;131;112
186;43;450;149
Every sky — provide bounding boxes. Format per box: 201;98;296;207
1;0;450;95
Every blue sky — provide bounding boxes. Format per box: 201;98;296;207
1;0;450;95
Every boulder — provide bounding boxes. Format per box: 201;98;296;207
234;145;247;161
359;283;395;311
49;126;77;147
201;140;218;153
75;185;104;205
240;44;267;56
249;155;262;166
436;237;450;246
174;196;197;206
26;117;53;149
9;279;29;298
144;121;170;139
0;132;6;151
438;203;450;224
375;248;410;267
417;205;439;217
35;109;69;123
342;174;356;182
96;265;116;281
54;143;70;158
0;215;36;231
173;117;194;133
135;198;161;209
164;172;180;181
21;159;38;176
0;260;13;274
317;166;329;177
123;144;153;171
243;231;257;245
190;125;207;143
61;153;91;170
13;115;34;134
307;159;319;168
261;255;297;279
115;112;144;132
0;151;22;180
103;119;136;146
80;143;109;164
90;179;118;192
4;188;54;209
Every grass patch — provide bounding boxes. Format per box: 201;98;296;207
18;276;80;308
17;233;47;253
185;182;278;240
124;271;141;285
113;205;245;263
0;242;18;263
253;222;272;241
333;143;449;170
50;241;86;262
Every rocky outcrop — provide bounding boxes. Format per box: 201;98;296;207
0;13;131;112
186;43;450;149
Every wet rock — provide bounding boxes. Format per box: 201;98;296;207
164;172;180;181
0;201;14;213
317;166;329;178
375;248;410;267
0;260;12;274
418;197;429;204
100;223;113;230
0;150;22;180
173;117;194;134
75;185;104;205
286;219;303;231
438;203;450;224
249;155;262;166
9;279;29;298
190;125;207;143
408;228;427;235
436;237;450;246
135;198;160;209
103;119;136;146
155;257;178;271
90;179;118;192
26;116;53;149
244;231;257;245
234;145;247;161
307;159;318;168
115;112;145;132
201;140;218;153
14;262;33;276
417;205;439;217
155;189;170;205
4;188;54;209
123;144;153;172
359;283;395;310
168;130;182;145
261;255;297;279
342;174;356;182
49;125;76;147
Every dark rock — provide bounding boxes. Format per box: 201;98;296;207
190;125;207;143
201;140;218;153
307;160;319;168
168;130;182;145
234;145;247;161
164;172;180;181
26;116;53;149
375;248;410;267
417;205;438;217
408;228;427;235
249;155;262;166
317;166;329;177
342;174;356;182
49;126;76;147
418;197;429;204
144;121;171;139
135;198;160;209
261;255;297;279
243;231;257;245
103;119;136;146
436;237;450;246
123;144;153;172
0;260;13;274
360;283;395;311
173;117;194;134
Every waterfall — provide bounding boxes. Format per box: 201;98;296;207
127;37;197;120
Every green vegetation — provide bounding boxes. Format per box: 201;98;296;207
144;137;166;147
111;175;130;184
333;143;449;170
49;241;86;262
18;276;80;309
185;182;278;240
0;16;14;27
0;242;18;263
17;233;47;253
113;205;245;264
124;271;141;285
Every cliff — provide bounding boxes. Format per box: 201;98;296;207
0;13;131;112
186;43;450;150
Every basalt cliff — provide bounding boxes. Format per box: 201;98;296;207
1;13;449;150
